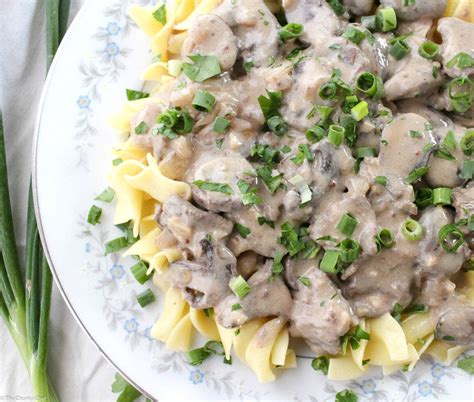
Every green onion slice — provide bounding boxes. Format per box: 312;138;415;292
279;23;304;42
404;166;429;184
337;213;358;236
319;250;341;273
418;41;439;60
136;289;155;307
182;55;221;83
351;101;369;121
415;188;433;208
460;131;473;156
192;90;216;112
377;7;397;32
130;260;151;284
213;117;230;134
376;228;395;248
104;237;128;255
193;180;233;195
356;72;384;100
229;275;251;299
311;356;329;375
95;187;115;202
390;38;411;60
328;124;345;147
342;26;366;44
87;205;102;225
432;187;452;206
401;219;424;241
438;223;464;253
338;238;361;263
267;115;289;136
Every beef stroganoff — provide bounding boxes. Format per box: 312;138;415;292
92;0;474;382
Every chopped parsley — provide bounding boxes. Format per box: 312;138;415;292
193;180;233;195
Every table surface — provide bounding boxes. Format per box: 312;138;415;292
0;1;122;400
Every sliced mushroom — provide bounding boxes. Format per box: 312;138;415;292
215;0;280;67
182;14;238;71
289;260;352;355
169;241;236;309
216;261;293;328
380;0;447;21
192;156;256;212
160;195;233;257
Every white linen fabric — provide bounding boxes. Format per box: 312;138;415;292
0;1;126;400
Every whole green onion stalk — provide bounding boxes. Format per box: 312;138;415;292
0;1;70;401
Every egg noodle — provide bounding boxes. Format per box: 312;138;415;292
103;0;474;383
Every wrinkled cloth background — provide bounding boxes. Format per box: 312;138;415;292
0;1;123;400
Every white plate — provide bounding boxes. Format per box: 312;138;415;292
33;0;474;400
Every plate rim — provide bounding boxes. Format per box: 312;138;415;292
31;1;154;400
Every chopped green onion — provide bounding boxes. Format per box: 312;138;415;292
339;115;358;147
460;160;474;179
438;223;464;253
302;240;321;259
187;347;211;365
460;131;473;156
401;219;424;241
432;188;452;206
319;250;341;273
390;38;411;60
447;76;473;114
130;260;151;284
337;213;358;236
126;89;149;101
338;238;361;263
291;144;314;165
342;26;366;44
272;251;285;276
335;389;358;402
267;115;289;136
311;356;329;375
328;125;345;147
182;55;221;83
418;41;439;60
319;82;338;100
243;60;255;73
256;166;283;194
193;180;233;195
298;276;311;287
279;222;306;256
155;107;193;138
104;237;128;255
203;308;214;318
234;223;251;238
136;289;155;307
446;52;474;69
278;23;304;42
306;125;326;143
258;90;282;120
356;72;384;100
376;228;395;248
192;90;216;112
457;356;474;375
404;303;428;314
404;166;429;184
231;303;241;311
377;7;397;32
351;101;368;121
392;302;404;322
112;158;123;166
152;4;166;25
375;176;387;186
87;205;102;225
356;147;376;158
95;187;115;202
229;275;251;299
317;105;334;122
326;0;345;16
415;187;433;207
361;15;377;31
258;216;275;228
213;117;230;134
204;340;225;356
134;121;149;135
